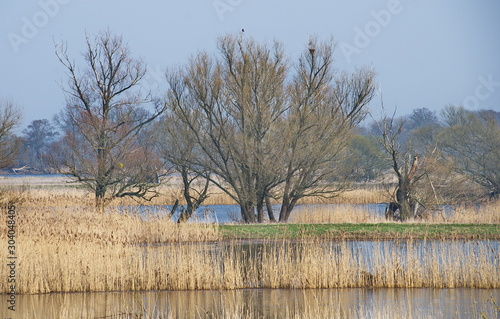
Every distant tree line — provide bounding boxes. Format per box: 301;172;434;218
2;31;499;222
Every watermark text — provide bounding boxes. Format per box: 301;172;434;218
340;0;405;63
5;203;17;315
212;0;244;21
7;0;71;53
463;75;500;109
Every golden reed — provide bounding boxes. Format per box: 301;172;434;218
0;206;498;294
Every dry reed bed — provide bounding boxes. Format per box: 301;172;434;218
1;196;499;295
1;236;498;294
6;179;386;208
1;206;219;245
289;201;500;224
289;205;382;223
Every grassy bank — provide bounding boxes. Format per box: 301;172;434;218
219;223;500;240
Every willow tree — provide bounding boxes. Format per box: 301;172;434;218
277;40;376;222
155;112;212;223
166;35;287;223
377;113;423;220
53;31;165;211
166;34;376;223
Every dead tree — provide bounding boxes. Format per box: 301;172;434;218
378;112;425;221
385;154;421;220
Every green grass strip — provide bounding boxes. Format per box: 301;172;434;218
218;223;500;240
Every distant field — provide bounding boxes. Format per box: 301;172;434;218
0;174;388;206
0;174;72;186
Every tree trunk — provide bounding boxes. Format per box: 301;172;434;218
279;194;299;222
177;202;193;223
385;202;400;220
95;195;105;214
279;174;293;222
95;141;107;213
265;197;276;222
95;181;106;214
280;197;299;222
240;202;256;223
256;200;265;223
178;169;194;223
167;199;179;219
279;194;289;222
386;155;419;221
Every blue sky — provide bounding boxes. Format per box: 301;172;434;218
1;0;500;130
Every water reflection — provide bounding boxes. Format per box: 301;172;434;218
4;288;498;318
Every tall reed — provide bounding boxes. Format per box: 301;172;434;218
289;204;385;223
0;206;219;245
2;236;498;294
289;201;500;224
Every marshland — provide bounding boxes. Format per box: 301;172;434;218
1;176;499;318
1;31;500;318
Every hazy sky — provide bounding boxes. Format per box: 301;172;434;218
1;0;500;130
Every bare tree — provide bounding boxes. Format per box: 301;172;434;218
277;40;376;222
52;31;166;211
165;35;375;223
166;35;288;223
155;113;211;223
0;99;22;169
376;111;433;221
438;107;500;200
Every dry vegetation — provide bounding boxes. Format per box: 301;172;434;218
2;231;499;294
301;185;388;205
0;175;387;208
3;205;219;246
0;178;499;297
0;204;499;295
289;201;500;224
289;205;382;224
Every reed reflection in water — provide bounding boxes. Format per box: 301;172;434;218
4;288;499;319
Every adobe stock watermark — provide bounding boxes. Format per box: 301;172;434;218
212;0;244;21
144;64;166;89
5;204;17;315
340;0;409;63
7;0;71;53
463;75;500;109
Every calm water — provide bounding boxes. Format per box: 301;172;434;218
124;203;389;224
2;288;499;318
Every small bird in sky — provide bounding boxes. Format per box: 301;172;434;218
241;28;245;33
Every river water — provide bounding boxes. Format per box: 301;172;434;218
3;288;499;318
127;203;390;224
